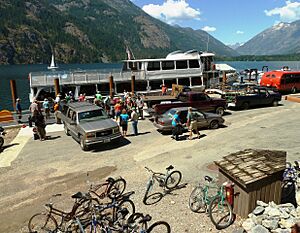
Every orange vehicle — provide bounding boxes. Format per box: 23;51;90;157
260;70;300;93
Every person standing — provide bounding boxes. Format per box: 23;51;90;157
34;112;46;141
114;101;122;122
119;109;129;137
16;98;22;123
95;91;102;102
162;84;167;95
136;95;144;120
78;94;85;102
131;107;139;136
171;110;181;141
53;102;61;124
187;107;200;140
43;98;50;120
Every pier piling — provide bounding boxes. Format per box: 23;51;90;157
10;80;17;110
54;78;60;96
109;75;114;97
131;75;135;93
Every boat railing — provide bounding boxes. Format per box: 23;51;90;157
29;69;145;87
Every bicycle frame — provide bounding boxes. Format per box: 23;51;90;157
89;181;111;199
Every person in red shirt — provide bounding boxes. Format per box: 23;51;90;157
162;84;167;95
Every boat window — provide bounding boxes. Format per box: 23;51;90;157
176;60;188;69
129;62;138;71
189;60;200;68
162;61;175;70
147;61;161;71
138;62;142;70
122;62;129;71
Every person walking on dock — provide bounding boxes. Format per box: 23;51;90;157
187;107;200;140
16;98;22;123
131;107;139;136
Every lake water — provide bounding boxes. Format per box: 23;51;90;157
1;61;300;110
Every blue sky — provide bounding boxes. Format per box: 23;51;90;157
131;0;300;45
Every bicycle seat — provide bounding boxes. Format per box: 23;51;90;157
106;177;115;183
166;165;174;171
71;192;83;199
204;176;213;183
143;214;152;222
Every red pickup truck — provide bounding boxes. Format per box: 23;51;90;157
154;92;227;116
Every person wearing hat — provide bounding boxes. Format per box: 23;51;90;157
16;98;22;123
187;107;200;140
131;107;139;136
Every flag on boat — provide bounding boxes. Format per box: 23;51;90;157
126;46;135;60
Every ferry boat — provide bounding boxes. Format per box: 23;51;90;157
28;50;221;101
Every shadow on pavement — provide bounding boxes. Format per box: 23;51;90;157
143;183;188;205
126;131;151;137
91;137;131;152
0;143;20;153
45;135;61;140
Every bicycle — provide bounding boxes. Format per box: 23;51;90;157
189;175;234;229
143;165;182;203
126;212;171;233
28;192;98;233
89;176;126;200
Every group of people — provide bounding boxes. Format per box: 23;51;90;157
171;107;201;141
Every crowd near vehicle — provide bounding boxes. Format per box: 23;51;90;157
59;102;121;151
153;107;225;132
153;92;227;116
260;70;300;93
227;87;282;110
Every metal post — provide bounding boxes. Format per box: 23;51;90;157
222;72;227;91
131;75;135;93
189;77;192;87
109;75;114;97
10;80;17;110
54;78;60;96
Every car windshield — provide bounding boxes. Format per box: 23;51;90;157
78;109;108;122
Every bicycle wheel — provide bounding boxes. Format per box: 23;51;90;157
147;221;171;233
165;171;182;189
189;186;207;213
115;199;135;221
208;196;233;229
65;219;84;233
28;213;58;233
107;178;126;199
127;213;147;231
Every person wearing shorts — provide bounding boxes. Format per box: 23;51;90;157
119;109;129;136
187;107;200;140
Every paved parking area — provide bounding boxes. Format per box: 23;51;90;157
0;99;299;232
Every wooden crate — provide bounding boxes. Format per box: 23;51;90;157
215;149;286;218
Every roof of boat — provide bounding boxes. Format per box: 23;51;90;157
123;50;215;62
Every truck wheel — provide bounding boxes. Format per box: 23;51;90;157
64;124;70;136
272;100;279;107
215;107;225;116
80;136;89;151
241;102;249;110
210;120;219;129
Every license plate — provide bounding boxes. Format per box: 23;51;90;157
104;138;111;143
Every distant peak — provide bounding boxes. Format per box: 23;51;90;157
272;22;290;30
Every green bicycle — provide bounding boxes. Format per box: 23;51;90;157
189;175;234;229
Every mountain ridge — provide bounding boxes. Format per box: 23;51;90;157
0;0;238;65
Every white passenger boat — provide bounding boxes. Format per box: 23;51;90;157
29;50;221;101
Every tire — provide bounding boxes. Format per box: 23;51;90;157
0;137;4;149
115;199;135;222
189;186;207;213
215;107;225;116
147;221;171;233
272;100;279;107
28;213;58;233
143;179;153;203
165;171;182;189
64;124;70;136
127;213;147;231
80;136;89;151
208;196;233;229
241;102;249;110
65;219;84;233
107;178;126;199
209;120;219;129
